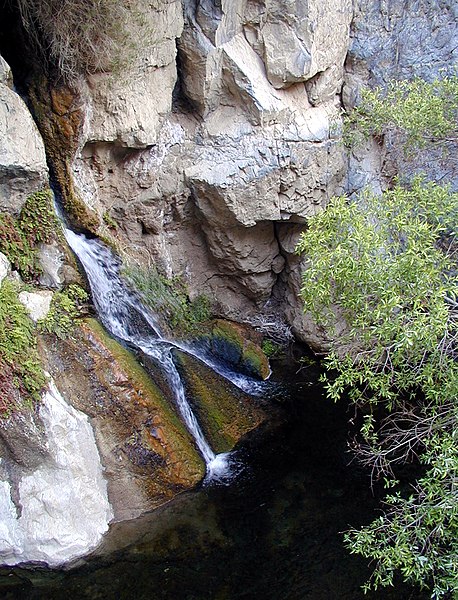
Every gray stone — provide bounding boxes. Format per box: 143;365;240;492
0;56;12;87
0;253;10;285
18;290;53;322
38;243;65;289
0;66;48;215
0;380;112;566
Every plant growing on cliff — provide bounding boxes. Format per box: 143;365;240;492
345;74;458;150
297;75;458;599
39;284;88;339
0;279;46;414
0;189;60;281
123;266;212;334
15;0;156;80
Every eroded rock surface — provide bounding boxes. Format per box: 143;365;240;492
68;0;351;344
40;318;206;522
0;56;48;214
0;380;112;567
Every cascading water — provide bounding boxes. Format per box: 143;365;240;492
64;228;256;479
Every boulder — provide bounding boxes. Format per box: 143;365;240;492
0;252;10;285
18;290;53;322
0;57;48;215
0;380;112;567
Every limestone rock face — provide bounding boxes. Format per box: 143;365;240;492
248;0;352;92
82;0;184;148
0;380;112;567
70;0;350;336
0;57;48;215
18;290;53;322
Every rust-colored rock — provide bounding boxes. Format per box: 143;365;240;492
40;318;205;521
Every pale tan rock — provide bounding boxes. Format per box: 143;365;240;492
82;0;184;148
244;0;352;91
18;290;54;322
69;0;351;349
0;252;10;285
0;62;48;214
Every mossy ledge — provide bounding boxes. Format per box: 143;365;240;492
174;350;267;454
199;319;271;381
39;317;206;519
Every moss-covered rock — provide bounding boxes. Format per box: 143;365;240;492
28;78;100;232
39;317;205;521
174;350;267;454
202;319;271;381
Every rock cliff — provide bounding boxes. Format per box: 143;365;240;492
0;0;455;567
68;0;352;347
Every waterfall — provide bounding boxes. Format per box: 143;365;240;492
64;229;236;479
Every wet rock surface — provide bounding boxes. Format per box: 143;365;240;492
40;318;206;522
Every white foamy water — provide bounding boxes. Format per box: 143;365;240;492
65;229;242;477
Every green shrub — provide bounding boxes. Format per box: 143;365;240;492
123;266;212;334
39;284;88;338
0;279;46;414
297;178;457;598
345;74;458;149
261;339;282;358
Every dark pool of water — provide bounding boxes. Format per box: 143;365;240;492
0;358;425;600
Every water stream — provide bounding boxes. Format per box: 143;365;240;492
64;229;257;478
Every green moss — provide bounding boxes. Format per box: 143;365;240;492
123;266;212;334
0;280;46;415
63;186;100;232
84;318;205;477
0;188;61;281
102;210;117;229
175;351;266;454
243;343;271;380
39;284;88;338
208;320;271;380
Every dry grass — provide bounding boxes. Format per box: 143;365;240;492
16;0;151;80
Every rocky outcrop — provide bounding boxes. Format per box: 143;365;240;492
40;318;206;522
0;380;112;567
0;56;48;215
344;0;458;194
66;0;351;346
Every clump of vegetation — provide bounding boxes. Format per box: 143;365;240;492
0;279;46;415
39;284;88;339
0;189;60;281
16;0;156;80
345;74;458;149
297;74;458;599
261;339;282;358
102;210;117;230
123;265;212;334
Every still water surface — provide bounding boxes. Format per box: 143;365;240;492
0;359;424;600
